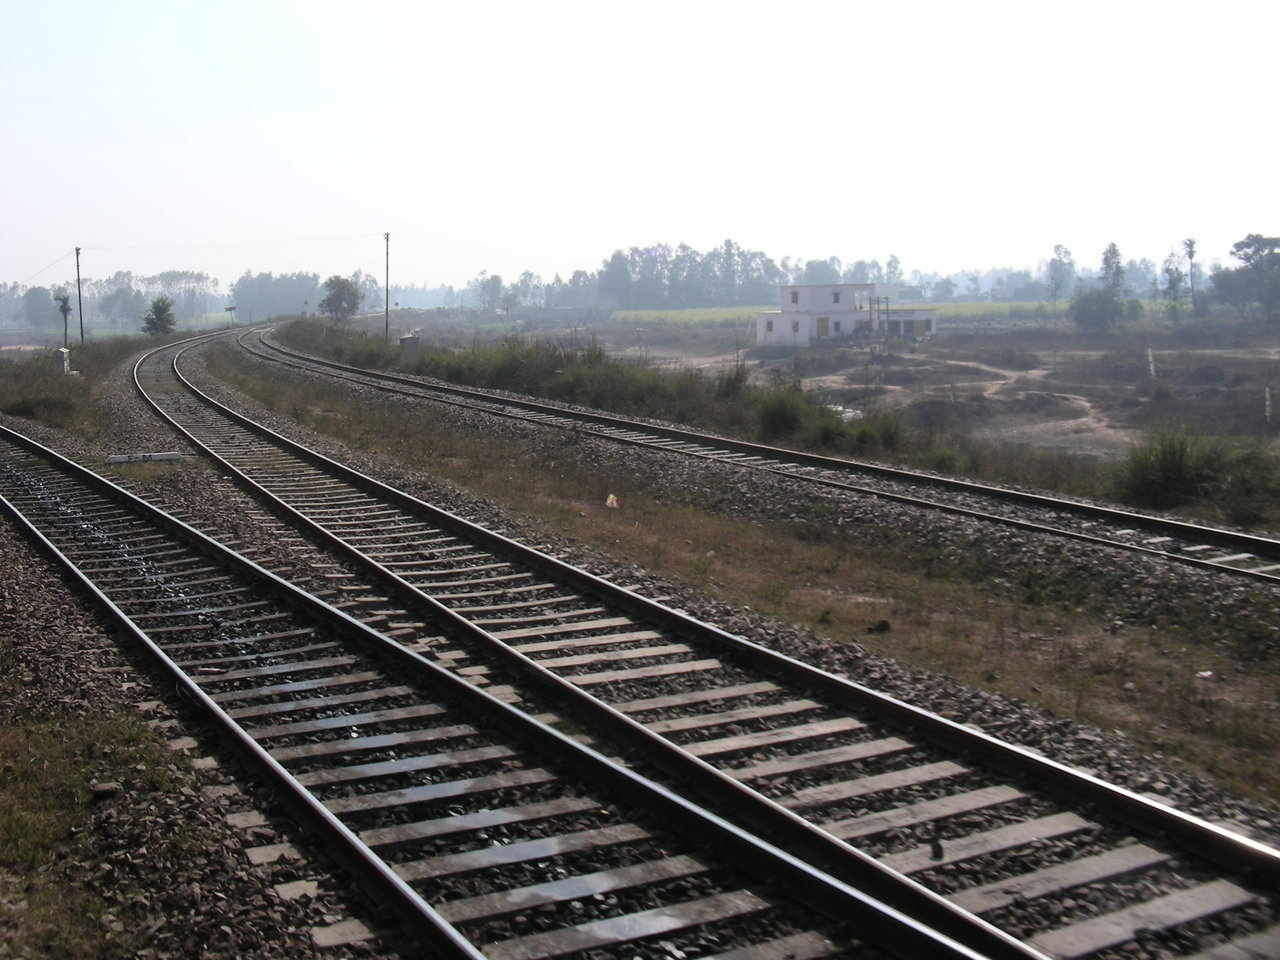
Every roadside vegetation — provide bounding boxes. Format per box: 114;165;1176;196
0;330;225;438
204;340;1280;803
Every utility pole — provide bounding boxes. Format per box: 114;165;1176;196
384;232;390;342
74;246;85;344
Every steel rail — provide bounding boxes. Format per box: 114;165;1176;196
136;336;1050;960
0;422;480;960
250;328;1280;579
1;416;1001;960
191;331;1280;890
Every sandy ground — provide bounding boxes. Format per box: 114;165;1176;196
801;351;1142;460
905;354;1143;458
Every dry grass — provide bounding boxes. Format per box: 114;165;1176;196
206;346;1280;802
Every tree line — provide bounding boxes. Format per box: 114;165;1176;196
447;237;1271;317
1;270;220;334
5;234;1278;335
1065;234;1280;330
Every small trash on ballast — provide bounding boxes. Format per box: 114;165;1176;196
1195;670;1214;680
605;493;620;509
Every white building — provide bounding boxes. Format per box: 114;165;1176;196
755;283;936;347
755;283;876;347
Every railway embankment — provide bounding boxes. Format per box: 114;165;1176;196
190;340;1280;812
0;500;335;958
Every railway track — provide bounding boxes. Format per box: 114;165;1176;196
245;327;1280;586
0;419;1004;960
121;333;1280;959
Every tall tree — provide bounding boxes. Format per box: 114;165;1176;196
1183;238;1199;314
598;251;631;308
545;273;565;309
1162;251;1186;319
22;286;54;329
230;271;320;323
801;258;841;284
53;291;71;346
512;270;542;308
1162;252;1186;300
1100;243;1125;297
1224;234;1280;323
1069;288;1122;332
1045;245;1075;307
1125;258;1157;299
318;275;361;324
1209;264;1254;319
884;254;903;286
142;295;176;336
349;270;383;311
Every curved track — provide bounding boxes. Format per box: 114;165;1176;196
0;418;1000;960
119;332;1280;959
246;328;1280;586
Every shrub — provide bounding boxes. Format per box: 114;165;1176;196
757;388;808;440
926;445;968;474
1115;432;1223;508
869;411;903;451
1069;289;1123;332
1215;444;1280;526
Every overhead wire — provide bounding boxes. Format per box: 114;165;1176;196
18;248;76;286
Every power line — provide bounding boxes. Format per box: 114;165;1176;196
18;248;75;286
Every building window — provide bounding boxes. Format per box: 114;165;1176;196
789;290;798;305
832;291;841;304
791;319;800;332
766;318;774;332
834;320;842;332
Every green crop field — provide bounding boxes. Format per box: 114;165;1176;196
611;306;771;325
611;302;1076;323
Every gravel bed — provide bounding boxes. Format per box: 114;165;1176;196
0;500;328;959
3;408;871;958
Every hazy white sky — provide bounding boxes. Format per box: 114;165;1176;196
3;0;1276;291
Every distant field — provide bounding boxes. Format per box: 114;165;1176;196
611;306;770;325
612;302;1068;323
930;301;1065;318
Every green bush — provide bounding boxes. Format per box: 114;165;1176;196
926;445;968;474
1115;432;1224;508
1215;444;1280;526
756;388;808;440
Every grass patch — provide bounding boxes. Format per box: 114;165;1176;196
207;344;1280;802
0;715;176;871
0;708;184;957
0;331;233;439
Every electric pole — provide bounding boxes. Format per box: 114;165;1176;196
74;246;85;344
384;232;390;342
